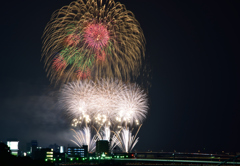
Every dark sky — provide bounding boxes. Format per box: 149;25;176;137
1;0;240;153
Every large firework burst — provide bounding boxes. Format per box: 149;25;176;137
42;0;145;84
115;83;148;125
59;79;148;126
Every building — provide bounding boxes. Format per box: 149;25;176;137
53;152;66;163
7;139;19;156
48;143;60;153
34;148;54;161
67;145;88;158
30;140;38;159
96;140;109;156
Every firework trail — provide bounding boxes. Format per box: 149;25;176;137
71;127;98;152
42;0;145;84
59;79;148;126
113;125;142;153
92;125;120;152
109;131;121;152
100;125;111;141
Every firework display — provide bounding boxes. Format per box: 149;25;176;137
42;0;149;153
42;0;145;84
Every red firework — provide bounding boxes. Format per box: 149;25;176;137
76;68;91;79
52;56;67;71
64;34;81;46
96;50;106;61
84;23;110;50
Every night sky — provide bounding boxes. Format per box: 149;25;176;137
1;0;240;153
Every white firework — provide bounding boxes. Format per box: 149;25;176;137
109;132;121;152
60;80;96;124
116;84;148;125
114;126;141;153
101;125;111;141
94;125;120;152
59;79;148;126
71;127;98;152
92;79;125;125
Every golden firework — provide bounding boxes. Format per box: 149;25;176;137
42;0;145;84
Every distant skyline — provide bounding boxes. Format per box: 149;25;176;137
1;0;240;153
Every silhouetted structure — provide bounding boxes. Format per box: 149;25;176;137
0;142;11;156
30;140;38;159
96;140;109;156
35;148;53;161
48;143;60;153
